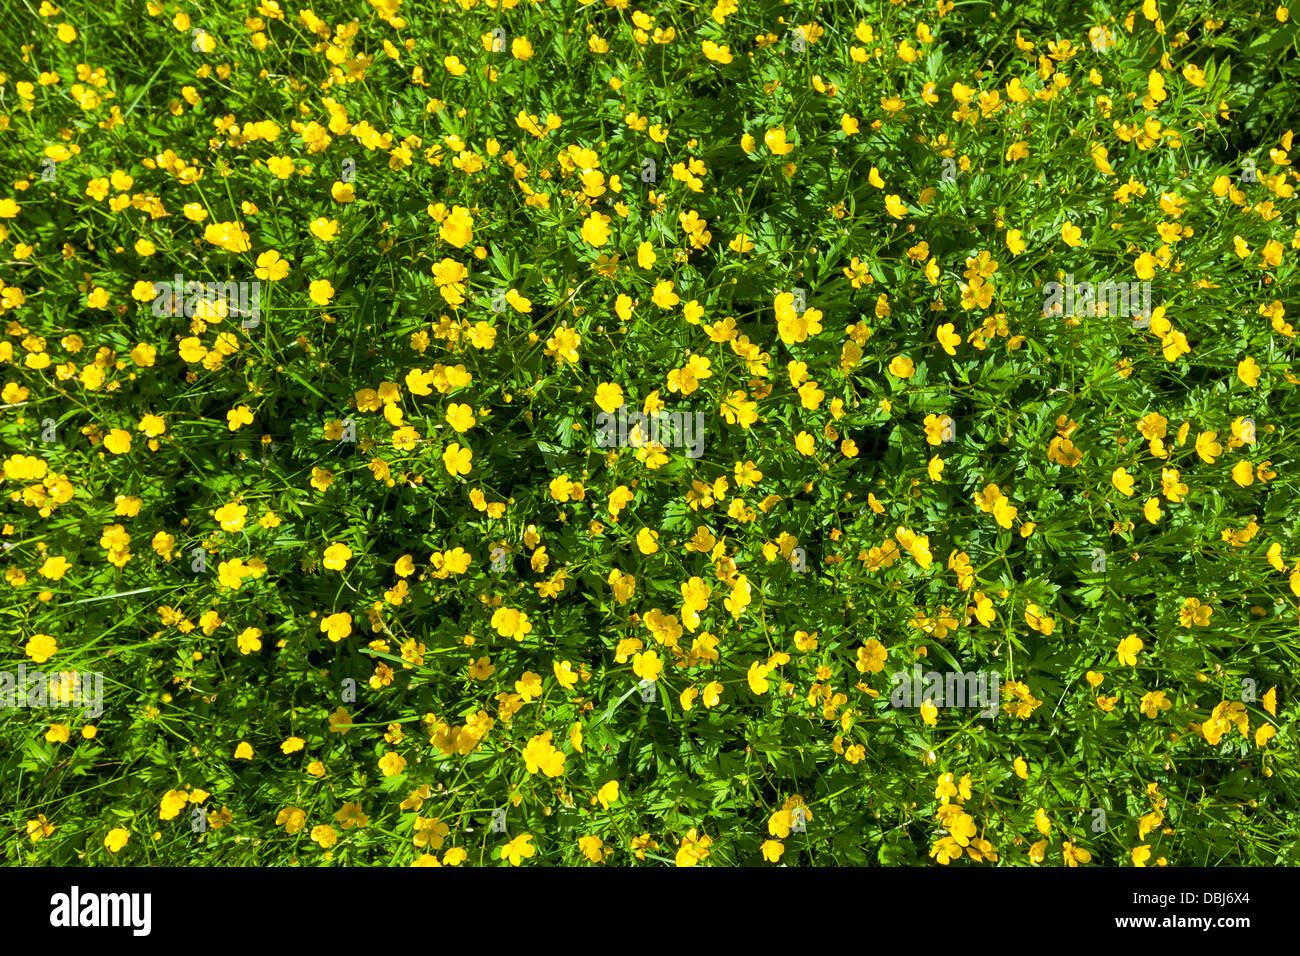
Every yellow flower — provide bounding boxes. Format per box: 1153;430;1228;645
936;323;961;355
46;723;70;743
992;497;1018;529
104;828;130;853
1238;356;1261;386
1140;689;1172;718
1063;841;1092;866
576;834;604;862
309;217;339;241
651;279;679;309
276;807;307;834
266;157;295;179
226;406;254;431
26;815;54;842
25;633;57;663
920;699;938;724
774;292;823;344
888;355;915;378
103;429;132;454
1116;633;1143;666
159;789;189;820
675;828;712;866
1025;604;1054;635
633;650;663;682
636;528;660;554
702;40;733;64
1179;597;1212;627
322;542;353;571
440;205;474;247
502;833;535;865
950;813;977;847
309;279;334;305
214;501;248;533
930;836;962;864
491;606;533;640
580;212;611;246
320;612;353;641
594;382;624;413
1034;807;1051;836
443;443;473;476
764;126;794;155
522;732;565;776
445;403;476;432
597;780;620;809
38;556;71;580
255;249;290;279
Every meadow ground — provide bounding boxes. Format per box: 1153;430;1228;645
1;0;1299;866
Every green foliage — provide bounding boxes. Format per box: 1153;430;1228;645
0;0;1298;867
